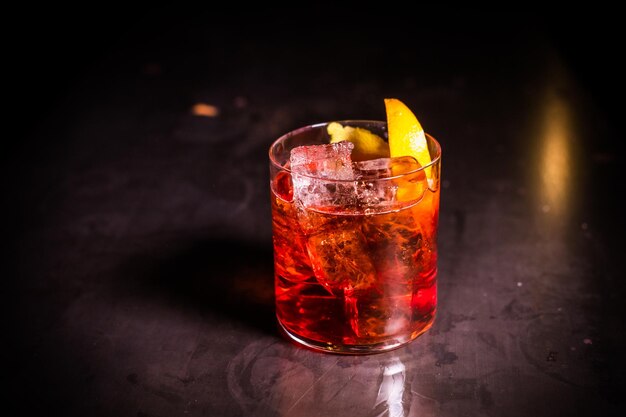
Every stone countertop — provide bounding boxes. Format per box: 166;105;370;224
9;13;624;417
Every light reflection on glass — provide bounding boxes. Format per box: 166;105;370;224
374;356;407;417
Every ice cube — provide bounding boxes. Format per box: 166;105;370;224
353;156;427;213
290;141;355;180
354;156;420;180
289;142;377;293
363;211;425;282
354;212;436;337
305;225;377;293
290;142;356;209
344;288;412;339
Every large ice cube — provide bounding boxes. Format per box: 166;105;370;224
289;142;376;293
290;141;355;180
353;156;427;213
290;142;356;209
363;211;425;282
354;209;431;338
306;226;377;293
354;156;420;180
345;289;413;339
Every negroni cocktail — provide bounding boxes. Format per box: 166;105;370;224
269;99;441;353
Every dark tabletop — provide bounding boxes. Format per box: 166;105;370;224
7;12;625;417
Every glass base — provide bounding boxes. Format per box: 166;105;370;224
277;317;433;354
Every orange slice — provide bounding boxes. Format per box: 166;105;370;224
385;98;432;180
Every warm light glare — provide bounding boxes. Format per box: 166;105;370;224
192;103;220;117
539;91;572;217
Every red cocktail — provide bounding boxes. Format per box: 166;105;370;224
270;117;441;354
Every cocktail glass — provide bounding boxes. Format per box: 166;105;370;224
269;120;441;354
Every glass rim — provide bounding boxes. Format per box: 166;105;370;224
269;120;442;182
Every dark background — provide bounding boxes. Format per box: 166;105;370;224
6;10;625;416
